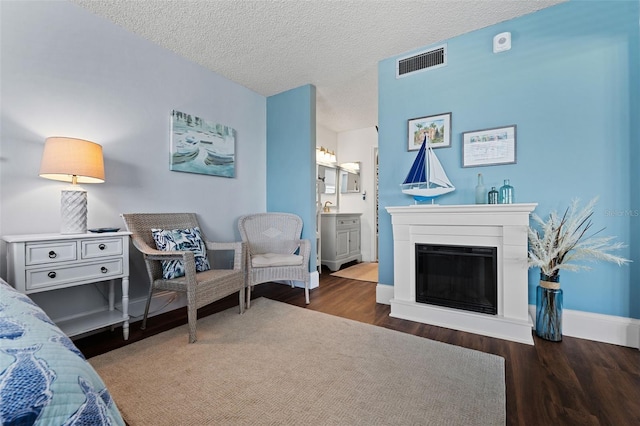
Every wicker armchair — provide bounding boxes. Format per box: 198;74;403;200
238;212;311;308
121;213;245;343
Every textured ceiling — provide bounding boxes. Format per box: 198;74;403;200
71;0;565;133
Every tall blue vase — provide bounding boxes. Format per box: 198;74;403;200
535;273;562;341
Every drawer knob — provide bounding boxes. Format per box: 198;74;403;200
47;271;56;279
48;251;57;259
99;244;106;250
101;266;108;273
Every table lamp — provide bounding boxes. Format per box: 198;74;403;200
39;137;105;234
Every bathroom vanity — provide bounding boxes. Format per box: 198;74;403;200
320;213;362;271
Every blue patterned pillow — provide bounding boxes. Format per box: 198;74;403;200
151;227;211;279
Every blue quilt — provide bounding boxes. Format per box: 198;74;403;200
0;279;125;425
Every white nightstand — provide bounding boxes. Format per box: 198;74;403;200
2;231;131;340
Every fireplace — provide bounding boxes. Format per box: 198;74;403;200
386;203;537;345
415;244;497;315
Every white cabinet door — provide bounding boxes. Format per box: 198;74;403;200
336;230;349;257
348;229;360;256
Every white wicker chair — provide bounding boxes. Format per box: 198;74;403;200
238;212;311;307
121;213;245;343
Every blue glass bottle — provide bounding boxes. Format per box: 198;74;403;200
488;186;498;204
499;179;514;204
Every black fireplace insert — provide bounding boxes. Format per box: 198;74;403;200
415;244;497;315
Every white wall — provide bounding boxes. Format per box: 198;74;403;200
0;1;266;320
316;124;338;154
337;127;378;262
316;124;338;209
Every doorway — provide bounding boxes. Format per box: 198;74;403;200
373;146;379;261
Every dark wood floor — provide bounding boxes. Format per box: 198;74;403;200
75;272;640;426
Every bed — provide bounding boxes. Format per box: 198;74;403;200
0;278;125;425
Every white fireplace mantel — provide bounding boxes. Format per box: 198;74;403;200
386;203;537;345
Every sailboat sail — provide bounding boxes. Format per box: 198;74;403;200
402;140;427;185
401;136;455;201
428;148;453;188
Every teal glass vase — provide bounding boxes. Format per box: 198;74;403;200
535;273;562;341
499;179;514;204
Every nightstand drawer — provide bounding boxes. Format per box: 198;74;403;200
26;259;124;291
26;242;77;265
81;238;123;259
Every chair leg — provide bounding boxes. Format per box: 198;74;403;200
305;281;310;304
141;287;154;330
246;285;252;309
187;290;197;343
239;287;245;314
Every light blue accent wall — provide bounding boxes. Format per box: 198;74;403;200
266;85;317;270
378;1;639;318
629;1;640;319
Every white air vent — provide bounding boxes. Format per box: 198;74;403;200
396;44;447;78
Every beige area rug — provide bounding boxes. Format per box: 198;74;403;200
330;261;378;282
90;298;505;426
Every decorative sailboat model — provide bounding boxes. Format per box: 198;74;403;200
401;136;455;203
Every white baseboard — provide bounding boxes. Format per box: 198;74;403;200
377;284;639;349
128;282;640;349
274;270;320;290
128;272;320;320
376;283;394;305
529;304;640;349
125;291;187;321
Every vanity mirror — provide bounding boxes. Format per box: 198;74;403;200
317;164;337;194
339;162;361;193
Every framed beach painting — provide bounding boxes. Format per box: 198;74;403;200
170;110;236;178
462;125;517;167
408;112;452;151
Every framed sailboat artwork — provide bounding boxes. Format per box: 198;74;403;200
169;110;236;178
401;135;455;203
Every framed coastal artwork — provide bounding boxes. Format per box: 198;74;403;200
170;110;236;178
462;125;517;167
407;112;452;151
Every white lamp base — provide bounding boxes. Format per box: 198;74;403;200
61;189;87;234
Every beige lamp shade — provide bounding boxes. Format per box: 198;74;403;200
39;137;105;234
39;137;105;184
